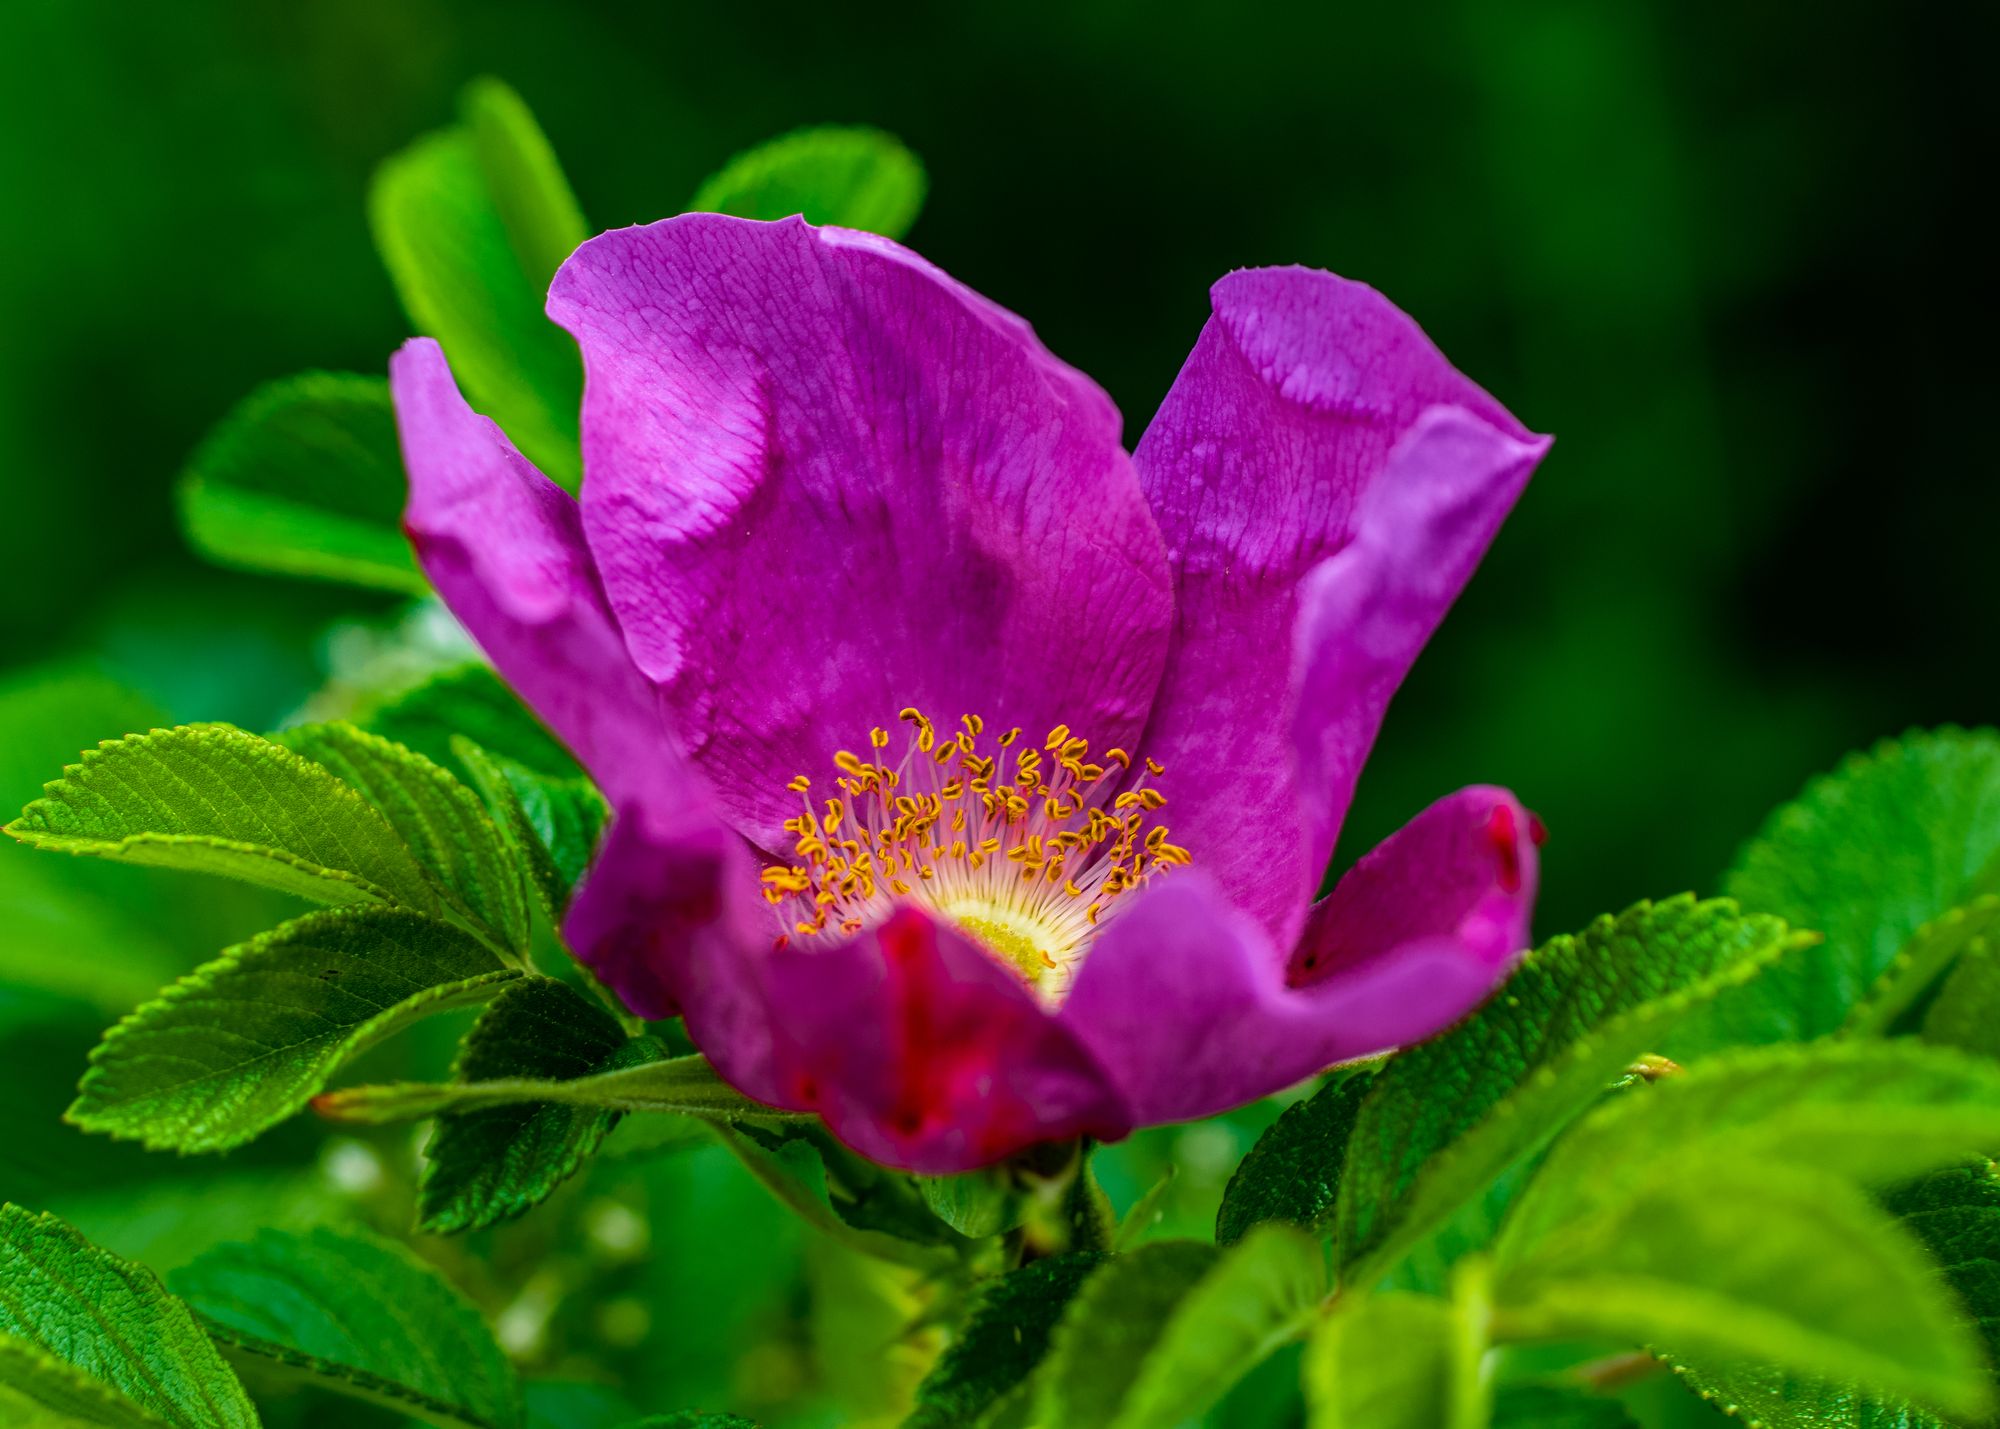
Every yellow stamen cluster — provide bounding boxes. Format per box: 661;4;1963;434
761;709;1190;1001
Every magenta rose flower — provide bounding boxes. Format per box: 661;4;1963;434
390;214;1549;1173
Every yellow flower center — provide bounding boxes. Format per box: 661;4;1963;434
760;708;1190;1002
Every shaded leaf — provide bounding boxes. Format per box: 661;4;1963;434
360;663;578;784
1490;1384;1640;1428
454;737;604;919
1218;1072;1371;1246
281;722;529;952
7;723;440;911
1337;897;1810;1284
1921;911;2000;1059
0;1204;257;1429
176;372;425;594
690;125;926;237
1116;1167;1178;1251
904;1253;1106;1429
171;1225;520;1429
417;978;636;1233
713;1121;956;1267
69;906;515;1152
1032;1240;1220;1429
370;81;584;488
1847;896;2000;1037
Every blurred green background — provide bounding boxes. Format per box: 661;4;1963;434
0;2;1992;1421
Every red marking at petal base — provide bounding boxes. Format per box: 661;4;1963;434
1527;811;1548;847
1484;804;1522;894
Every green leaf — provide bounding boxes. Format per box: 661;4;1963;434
454;737;605;919
1846;895;2000;1037
1034;1229;1326;1429
370;81;585;489
0;1332;174;1427
904;1253;1107;1429
0;1204;258;1429
917;1168;1026;1241
170;1226;521;1429
1337;897;1811;1284
176;372;426;594
1490;1385;1640;1428
7;723;442;912
712;1122;956;1268
316;1050;787;1124
1493;1161;1993;1422
70;905;516;1152
460;77;588;292
359;664;579;785
1665;1160;2000;1429
1716;727;2000;1043
1116;1167;1178;1251
690;125;926;237
415;977;635;1233
281;722;529;952
1218;1073;1372;1246
1499;1040;2000;1261
1303;1269;1490;1429
612;1417;760;1428
1921;909;2000;1058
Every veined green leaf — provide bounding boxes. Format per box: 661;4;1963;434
281;722;529;952
1493;1161;1992;1423
1712;727;2000;1044
1921;912;2000;1059
1847;895;2000;1037
916;1167;1027;1241
70;906;515;1152
0;1205;258;1429
417;977;635;1233
1665;1160;2000;1429
171;1226;521;1429
904;1253;1107;1429
371;80;585;489
7;723;441;912
176;372;426;594
359;662;579;785
316;1049;788;1124
1304;1267;1491;1429
1499;1040;2000;1262
0;1332;174;1427
454;736;605;919
1336;897;1811;1284
690;125;926;238
1218;1072;1371;1246
1032;1240;1219;1429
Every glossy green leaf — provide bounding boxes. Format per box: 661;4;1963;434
1337;897;1810;1284
904;1253;1107;1429
281;722;529;952
171;1225;521;1429
370;80;585;488
70;905;515;1151
0;1205;258;1429
916;1168;1026;1241
1665;1160;2000;1429
1494;1161;1992;1422
454;737;605;919
1846;895;2000;1037
1712;727;2000;1043
690;125;926;237
417;977;635;1233
176;372;426;594
1218;1073;1371;1246
7;723;441;911
1500;1040;2000;1261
